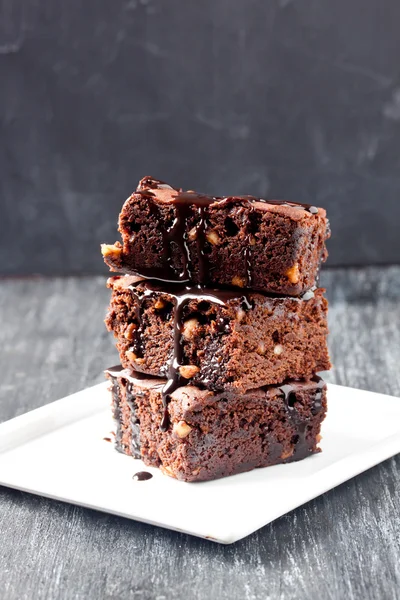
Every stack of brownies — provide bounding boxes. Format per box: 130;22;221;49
102;176;331;482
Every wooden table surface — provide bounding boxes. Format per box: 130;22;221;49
0;267;399;600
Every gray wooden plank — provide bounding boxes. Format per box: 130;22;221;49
0;267;399;600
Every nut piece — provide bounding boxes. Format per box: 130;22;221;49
188;227;197;241
182;318;199;340
316;434;323;444
232;276;246;288
274;344;284;356
173;420;192;438
249;235;256;246
154;298;165;310
101;243;122;258
179;364;200;379
281;448;294;460
206;230;220;245
286;263;300;284
124;323;137;341
126;350;144;364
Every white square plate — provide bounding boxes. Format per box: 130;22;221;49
0;382;399;544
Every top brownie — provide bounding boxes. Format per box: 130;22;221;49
102;176;330;295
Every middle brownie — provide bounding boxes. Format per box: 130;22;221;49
106;275;330;393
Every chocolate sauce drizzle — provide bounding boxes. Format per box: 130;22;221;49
128;280;252;432
138;190;217;283
133;471;153;481
135;178;319;286
279;375;325;459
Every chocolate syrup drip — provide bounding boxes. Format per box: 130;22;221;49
105;365;160;381
134;178;319;285
279;375;325;415
131;296;145;358
158;292;189;431
147;191;217;283
310;374;325;415
128;280;252;431
279;375;325;459
133;471;153;481
106;364;125;376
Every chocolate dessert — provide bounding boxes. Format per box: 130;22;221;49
102;176;331;482
106;276;330;396
107;366;327;482
102;176;330;296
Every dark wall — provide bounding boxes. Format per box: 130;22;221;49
1;0;400;275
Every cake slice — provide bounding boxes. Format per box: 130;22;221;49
106;276;330;394
107;366;327;482
101;176;330;296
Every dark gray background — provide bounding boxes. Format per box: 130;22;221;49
1;0;400;275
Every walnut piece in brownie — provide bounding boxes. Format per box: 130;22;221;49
107;366;327;483
105;276;331;398
101;176;330;296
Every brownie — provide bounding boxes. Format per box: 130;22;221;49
105;276;330;395
101;176;330;296
107;366;327;483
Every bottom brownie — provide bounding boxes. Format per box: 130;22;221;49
106;366;327;482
